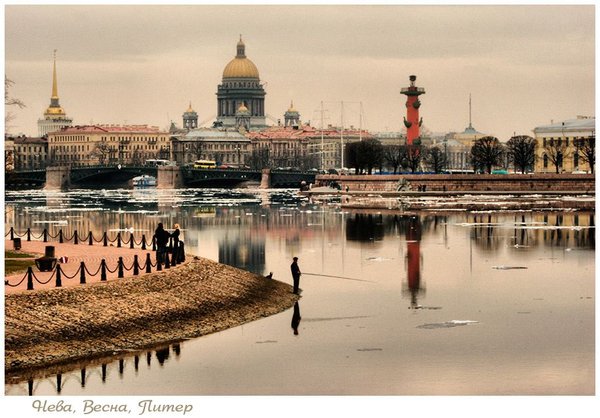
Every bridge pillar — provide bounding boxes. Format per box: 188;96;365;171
45;166;71;190
157;165;183;189
260;169;271;189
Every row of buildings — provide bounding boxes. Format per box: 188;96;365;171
5;39;595;174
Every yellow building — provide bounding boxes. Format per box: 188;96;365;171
533;116;595;173
47;124;170;166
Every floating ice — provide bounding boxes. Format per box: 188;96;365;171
417;320;479;329
492;265;528;270
32;220;68;225
366;256;393;262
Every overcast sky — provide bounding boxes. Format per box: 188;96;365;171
4;4;595;140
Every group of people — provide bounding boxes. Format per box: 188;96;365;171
154;223;185;265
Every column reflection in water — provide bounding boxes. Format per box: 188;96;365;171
402;216;425;308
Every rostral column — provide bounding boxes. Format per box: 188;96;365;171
401;75;426;145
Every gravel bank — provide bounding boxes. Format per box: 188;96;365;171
5;257;298;375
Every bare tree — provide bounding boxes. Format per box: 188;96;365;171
424;146;448;173
403;144;424;173
575;134;595;174
5;76;26;129
506;135;536;173
383;145;402;173
543;138;569;174
470;136;505;174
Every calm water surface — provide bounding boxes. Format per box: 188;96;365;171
4;188;595;395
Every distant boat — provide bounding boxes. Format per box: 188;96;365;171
132;175;157;187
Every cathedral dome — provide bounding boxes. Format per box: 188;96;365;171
222;36;260;79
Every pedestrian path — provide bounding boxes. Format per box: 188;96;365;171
4;240;187;294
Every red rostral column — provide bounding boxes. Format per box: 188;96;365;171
401;75;426;145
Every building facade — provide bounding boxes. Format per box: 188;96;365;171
47;124;170;166
38;51;73;137
216;37;267;129
10;136;48;170
171;128;251;167
533;116;595;173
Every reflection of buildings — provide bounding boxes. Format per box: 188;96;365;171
218;232;266;275
345;213;384;242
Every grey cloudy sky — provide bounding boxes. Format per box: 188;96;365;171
4;4;595;140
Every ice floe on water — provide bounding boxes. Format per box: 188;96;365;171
366;256;393;262
417;320;479;329
492;265;528;270
32;220;68;225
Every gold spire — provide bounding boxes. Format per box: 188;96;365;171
44;49;66;118
186;101;195;113
51;49;58;99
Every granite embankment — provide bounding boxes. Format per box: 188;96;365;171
5;257;298;375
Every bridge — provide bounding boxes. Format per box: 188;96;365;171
5;165;316;189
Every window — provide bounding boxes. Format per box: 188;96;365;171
543;154;548;168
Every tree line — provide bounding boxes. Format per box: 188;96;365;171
344;134;595;174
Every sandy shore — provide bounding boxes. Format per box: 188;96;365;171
5;257;298;377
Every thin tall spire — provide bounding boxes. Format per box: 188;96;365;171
468;93;472;129
51;49;59;99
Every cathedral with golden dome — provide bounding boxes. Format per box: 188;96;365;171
216;36;267;129
38;50;72;137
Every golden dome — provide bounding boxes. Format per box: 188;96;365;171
223;57;259;79
185;102;195;113
237;103;249;113
287;101;297;113
223;36;260;79
45;106;65;116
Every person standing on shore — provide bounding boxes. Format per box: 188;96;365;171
154;223;170;265
290;256;301;294
172;223;185;262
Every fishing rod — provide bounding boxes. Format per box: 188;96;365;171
302;273;375;283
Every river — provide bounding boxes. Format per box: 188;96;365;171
4;188;595;395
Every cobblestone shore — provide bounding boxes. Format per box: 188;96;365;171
5;256;298;375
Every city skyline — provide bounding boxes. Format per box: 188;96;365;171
5;4;595;141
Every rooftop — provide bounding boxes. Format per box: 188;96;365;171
56;124;165;134
534;116;595;133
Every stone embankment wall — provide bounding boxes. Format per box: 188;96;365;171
316;174;595;193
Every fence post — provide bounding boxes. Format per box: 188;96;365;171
10;227;14;241
145;253;152;273
26;228;31;242
141;234;147;250
79;261;86;284
55;264;62;288
100;259;107;281
152;235;156;251
133;255;139;276
27;267;34;290
130;233;134;249
59;229;63;243
117;232;121;248
164;252;171;269
103;232;108;247
74;230;79;245
88;232;93;246
43;228;48;243
118;257;124;278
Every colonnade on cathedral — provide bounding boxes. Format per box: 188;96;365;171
217;97;265;118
